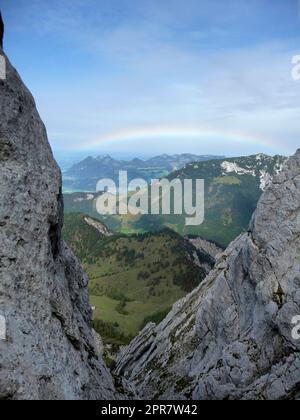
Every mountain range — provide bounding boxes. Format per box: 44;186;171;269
64;153;286;247
63;153;225;192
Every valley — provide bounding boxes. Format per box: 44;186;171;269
64;153;286;247
63;213;218;346
62;153;286;354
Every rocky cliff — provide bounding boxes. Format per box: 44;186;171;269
115;150;300;400
0;49;117;399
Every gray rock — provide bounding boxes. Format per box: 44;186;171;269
93;329;104;356
115;323;157;377
83;216;113;237
0;49;117;400
188;237;223;273
188;237;223;259
115;150;300;400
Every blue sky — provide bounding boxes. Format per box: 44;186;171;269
1;0;300;159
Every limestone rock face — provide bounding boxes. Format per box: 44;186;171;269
0;50;117;400
188;237;223;259
83;216;113;237
115;150;300;400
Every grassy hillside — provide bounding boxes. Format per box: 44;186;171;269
63;214;214;345
133;154;286;246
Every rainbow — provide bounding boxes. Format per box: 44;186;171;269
74;125;292;155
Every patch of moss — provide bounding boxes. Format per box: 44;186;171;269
175;376;193;393
170;331;178;346
103;352;115;370
273;284;284;309
145;357;161;372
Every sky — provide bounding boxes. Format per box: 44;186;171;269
1;0;300;160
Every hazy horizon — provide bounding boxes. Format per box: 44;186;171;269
55;149;291;174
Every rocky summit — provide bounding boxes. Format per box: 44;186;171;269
0;48;117;399
115;150;300;400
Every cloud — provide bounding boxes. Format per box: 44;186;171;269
40;38;300;155
2;0;300;156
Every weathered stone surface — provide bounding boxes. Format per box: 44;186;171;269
0;49;117;400
188;237;223;273
115;150;300;400
188;237;223;259
115;323;157;377
93;329;104;356
83;216;113;237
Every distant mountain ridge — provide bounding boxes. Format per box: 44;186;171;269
63;153;225;192
64;153;287;246
169;153;285;190
138;153;287;245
